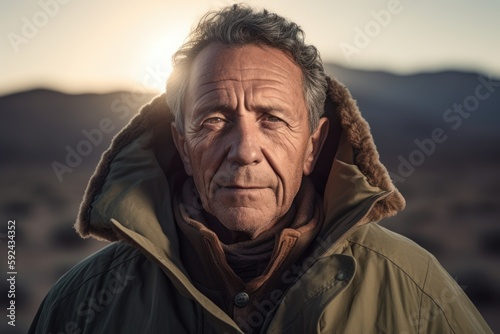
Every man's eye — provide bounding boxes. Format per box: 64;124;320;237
263;115;283;122
203;117;225;124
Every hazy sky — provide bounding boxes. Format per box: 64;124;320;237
1;0;499;95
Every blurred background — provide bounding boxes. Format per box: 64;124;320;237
1;0;499;332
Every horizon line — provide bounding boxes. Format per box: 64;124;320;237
1;64;498;98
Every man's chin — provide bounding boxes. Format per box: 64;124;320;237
212;207;276;239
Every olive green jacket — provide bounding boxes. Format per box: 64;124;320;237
29;77;492;333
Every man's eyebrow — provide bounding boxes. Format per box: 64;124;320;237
193;103;233;116
192;102;291;118
257;104;286;112
254;104;290;116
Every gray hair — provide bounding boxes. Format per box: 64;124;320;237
166;4;327;133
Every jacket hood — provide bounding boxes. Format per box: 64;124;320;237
75;76;405;243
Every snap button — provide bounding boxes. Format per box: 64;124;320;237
234;292;250;307
336;270;348;281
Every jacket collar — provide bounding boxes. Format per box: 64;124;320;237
75;75;405;248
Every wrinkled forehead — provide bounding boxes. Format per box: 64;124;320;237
188;43;304;89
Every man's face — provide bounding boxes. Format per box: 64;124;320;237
172;43;328;238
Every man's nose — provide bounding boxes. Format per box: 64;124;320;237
226;119;263;166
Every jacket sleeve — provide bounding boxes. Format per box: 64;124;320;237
27;290;73;334
417;257;493;333
26;283;85;334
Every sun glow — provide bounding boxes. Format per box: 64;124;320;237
137;29;189;92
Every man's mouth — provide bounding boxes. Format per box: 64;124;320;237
224;185;263;189
218;184;268;195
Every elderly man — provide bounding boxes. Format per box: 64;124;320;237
30;4;491;334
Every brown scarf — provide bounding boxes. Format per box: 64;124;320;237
173;176;324;324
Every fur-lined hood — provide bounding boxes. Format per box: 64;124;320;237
75;76;405;245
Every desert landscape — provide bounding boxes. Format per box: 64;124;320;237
1;64;499;333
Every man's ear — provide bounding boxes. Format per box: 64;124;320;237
303;117;329;176
171;123;193;175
